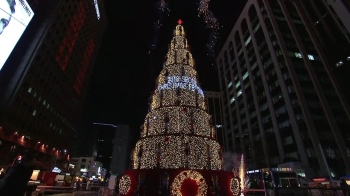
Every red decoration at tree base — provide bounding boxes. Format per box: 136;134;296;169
181;178;199;196
119;169;240;196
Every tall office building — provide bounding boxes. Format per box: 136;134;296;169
93;123;117;171
217;0;350;178
324;0;350;35
305;0;350;102
0;0;107;167
110;125;131;175
203;91;226;149
93;124;131;175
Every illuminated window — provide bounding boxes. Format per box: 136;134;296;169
28;87;32;93
336;61;344;67
230;97;235;103
94;0;100;20
294;53;302;58
307;54;315;60
237;90;242;96
32;110;36;116
235;81;240;88
347;56;350;61
245;35;251;46
43;100;46;105
34;92;37;97
228;81;232;88
243;72;249;80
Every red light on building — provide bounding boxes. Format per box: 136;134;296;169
56;2;86;70
313;178;327;182
74;39;95;94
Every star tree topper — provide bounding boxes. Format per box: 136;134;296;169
177;19;183;25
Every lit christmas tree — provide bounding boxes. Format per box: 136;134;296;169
119;20;240;196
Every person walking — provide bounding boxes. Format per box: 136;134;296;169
0;152;36;196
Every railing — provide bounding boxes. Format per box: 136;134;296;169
32;184;107;196
34;186;74;195
245;188;350;196
246;189;266;196
275;188;349;196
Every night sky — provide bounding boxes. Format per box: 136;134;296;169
83;0;246;144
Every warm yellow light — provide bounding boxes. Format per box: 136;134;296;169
119;175;131;195
230;178;240;196
131;22;222;176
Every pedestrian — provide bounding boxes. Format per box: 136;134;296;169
341;179;349;196
0;152;36;196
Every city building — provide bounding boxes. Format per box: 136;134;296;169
70;157;103;178
216;0;350;178
303;1;350;102
0;0;107;167
203;91;226;149
93;124;131;175
110;125;131;175
324;0;350;35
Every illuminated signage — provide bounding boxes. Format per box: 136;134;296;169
0;0;34;70
93;0;100;20
158;76;204;96
52;167;62;173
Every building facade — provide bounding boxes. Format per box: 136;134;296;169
0;0;107;167
93;123;117;171
307;0;350;102
216;0;350;178
203;91;226;149
93;124;131;175
70;157;103;178
110;125;131;175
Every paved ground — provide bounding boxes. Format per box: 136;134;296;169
49;189;112;196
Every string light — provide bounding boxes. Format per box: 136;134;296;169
159;0;170;13
230;178;240;196
197;0;220;58
119;175;131;195
132;136;221;170
131;22;222;181
171;170;208;196
142;107;212;137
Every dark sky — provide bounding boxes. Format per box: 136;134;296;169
83;0;246;143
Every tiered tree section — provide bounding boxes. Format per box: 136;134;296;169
131;23;221;171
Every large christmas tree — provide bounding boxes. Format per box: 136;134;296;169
118;20;240;196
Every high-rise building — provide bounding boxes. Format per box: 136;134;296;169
203;91;226;149
217;0;350;178
0;0;107;167
92;124;131;175
110;125;131;175
324;0;350;35
92;123;116;170
303;1;350;102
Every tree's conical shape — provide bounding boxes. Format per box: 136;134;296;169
131;21;222;170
